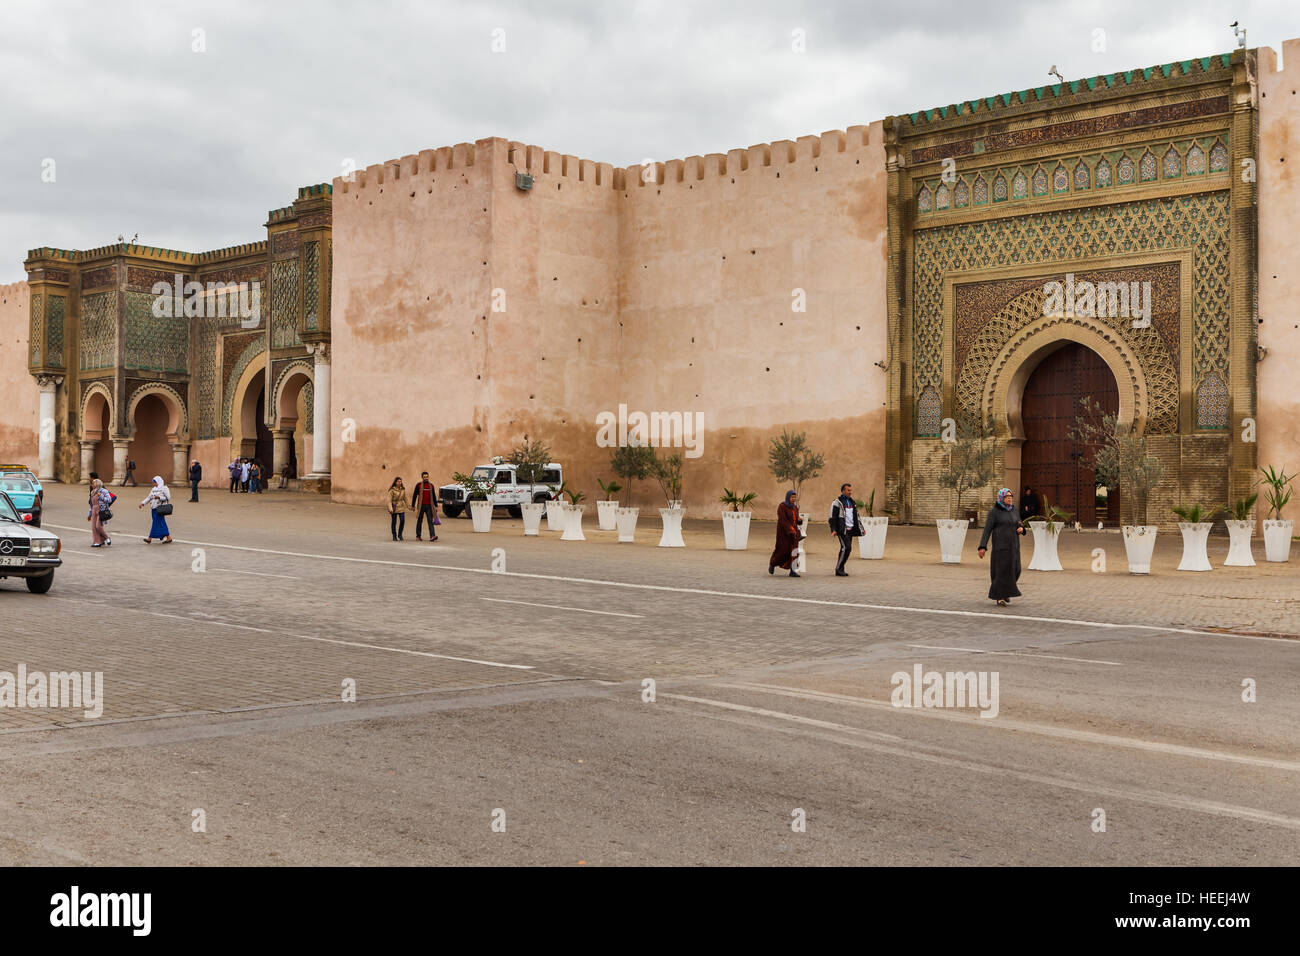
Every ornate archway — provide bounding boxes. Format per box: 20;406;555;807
79;383;115;482
272;361;313;481
125;383;189;483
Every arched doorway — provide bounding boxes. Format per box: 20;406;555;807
82;387;114;480
128;394;174;482
1020;342;1120;525
273;364;312;482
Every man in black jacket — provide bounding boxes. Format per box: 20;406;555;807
1020;486;1041;522
828;482;864;577
410;471;439;541
189;460;203;502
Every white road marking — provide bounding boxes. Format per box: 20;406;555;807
905;643;1124;666
42;522;1296;643
481;597;642;618
663;693;903;742
47;599;535;671
668;696;1300;830
210;568;301;580
708;680;1300;772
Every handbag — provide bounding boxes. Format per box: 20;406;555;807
155;502;173;516
434;512;441;525
100;508;113;522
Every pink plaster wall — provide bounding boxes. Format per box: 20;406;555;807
1258;41;1300;517
0;282;39;467
329;128;889;519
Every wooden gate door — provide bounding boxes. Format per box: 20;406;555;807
1020;343;1120;525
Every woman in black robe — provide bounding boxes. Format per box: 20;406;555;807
769;490;802;577
978;487;1026;605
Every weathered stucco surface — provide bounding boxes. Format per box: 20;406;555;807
0;281;39;467
1258;41;1300;518
331;127;888;518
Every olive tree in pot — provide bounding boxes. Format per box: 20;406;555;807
719;488;757;550
610;445;656;543
509;437;551;536
1223;494;1258;567
653;452;686;547
1173;502;1217;572
560;488;587;541
1258;466;1295;562
1026;495;1073;572
1073;397;1163;574
453;470;497;533
929;415;997;564
855;490;893;560
768;430;824;571
595;477;622;532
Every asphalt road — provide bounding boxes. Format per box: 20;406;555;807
0;484;1296;865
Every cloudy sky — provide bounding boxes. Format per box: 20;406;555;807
1;0;1295;282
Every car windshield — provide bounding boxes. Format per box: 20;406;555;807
0;494;20;521
0;478;33;494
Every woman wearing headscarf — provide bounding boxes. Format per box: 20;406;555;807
387;477;409;541
768;490;802;578
87;478;112;548
139;475;173;543
978;487;1026;606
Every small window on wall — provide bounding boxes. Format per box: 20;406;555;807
916;386;942;437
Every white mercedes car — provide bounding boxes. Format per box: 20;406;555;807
0;491;61;593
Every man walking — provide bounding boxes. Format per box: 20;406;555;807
239;458;250;493
1020;486;1041;522
828;482;863;577
411;471;439;541
120;458;137;486
228;458;240;493
188;459;202;502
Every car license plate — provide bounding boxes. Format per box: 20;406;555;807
0;556;25;566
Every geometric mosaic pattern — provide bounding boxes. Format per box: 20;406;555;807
271;259;301;349
195;316;245;440
304;241;319;332
80;292;117;371
912;190;1230;434
124;291;189;372
221;337;267;435
916;386;942;436
1195;371;1228;429
918;135;1228;215
46;295;65;367
29;293;42;366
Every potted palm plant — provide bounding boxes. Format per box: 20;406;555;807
453;470;497;533
930;416;997;563
1258;465;1295;562
1172;502;1217;572
719;488;757;550
560;488;587;541
1222;494;1258;567
1073;398;1163;574
1026;494;1072;571
653;452;685;547
595;477;622;532
610;445;655;543
855;490;891;560
509;437;550;536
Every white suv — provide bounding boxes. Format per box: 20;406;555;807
439;459;563;519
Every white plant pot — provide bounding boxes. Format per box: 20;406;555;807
1122;525;1158;574
544;499;565;532
615;507;639;542
794;513;810;572
469;500;493;533
857;516;889;559
521;501;546;536
1176;522;1213;571
560;503;586;541
722;510;752;550
1027;521;1063;571
1263;519;1294;563
936;518;971;564
1223;519;1255;567
596;499;618;531
658;507;685;548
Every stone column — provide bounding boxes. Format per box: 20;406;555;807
272;428;293;485
170;443;189;485
79;441;95;484
306;343;331;479
36;375;62;481
111;440;129;485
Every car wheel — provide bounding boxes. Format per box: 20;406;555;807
507;505;523;519
25;571;54;594
442;503;463;519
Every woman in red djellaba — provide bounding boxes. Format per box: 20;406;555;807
769;490;802;578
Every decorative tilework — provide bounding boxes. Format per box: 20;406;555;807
29;293;43;366
80;266;115;290
124;291;188;372
126;266;175;291
1139;150;1157;181
1117;154;1135;184
918;185;932;212
304;240;319;331
272;231;300;256
1209;141;1228;172
1011;170;1028;200
1074;161;1090;189
1186;143;1205;175
1196;372;1228;429
1051;164;1068;193
916;386;942;437
1096;158;1112;187
955;179;969;207
1032;167;1048;196
80;292;116;371
936;183;950;210
221;337;267;435
992;174;1007;202
1162;146;1181;178
973;175;988;205
47;295;65;367
271;259;301;349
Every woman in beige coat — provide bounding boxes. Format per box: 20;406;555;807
387;477;410;541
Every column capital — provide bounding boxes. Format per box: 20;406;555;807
306;341;330;364
35;373;64;390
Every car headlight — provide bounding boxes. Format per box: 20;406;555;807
30;538;59;554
